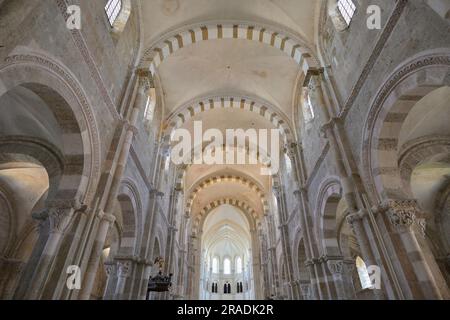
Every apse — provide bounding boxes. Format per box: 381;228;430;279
199;204;254;300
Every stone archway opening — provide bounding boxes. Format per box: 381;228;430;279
199;204;255;300
0;84;76;299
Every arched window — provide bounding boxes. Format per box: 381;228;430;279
302;88;315;123
207;256;210;271
212;257;219;273
356;256;373;289
164;154;171;172
224;258;231;275
236;257;242;274
284;153;292;174
102;247;111;260
105;0;122;26
337;0;356;26
144;88;157;122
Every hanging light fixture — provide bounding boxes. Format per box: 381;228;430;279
147;257;173;294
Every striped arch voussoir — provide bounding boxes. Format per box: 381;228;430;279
164;96;293;144
141;23;317;77
185;175;269;216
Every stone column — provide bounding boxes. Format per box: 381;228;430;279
377;199;444;299
165;187;182;275
299;281;312;300
15;199;85;300
288;139;322;300
273;185;297;299
346;210;384;299
103;261;118;300
78;69;151;300
0;257;26;299
293;188;320;299
309;76;359;213
268;246;279;297
78;211;116;299
114;259;133;299
326;258;347;299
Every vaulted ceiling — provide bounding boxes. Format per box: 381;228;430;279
140;0;322;224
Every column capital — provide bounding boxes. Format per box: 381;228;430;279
326;259;344;275
136;68;154;90
299;282;311;297
346;210;365;226
150;188;165;198
100;212;116;224
305;258;320;267
117;260;133;277
378;199;418;229
302;66;324;88
32;198;87;234
121;119;139;135
104;261;117;277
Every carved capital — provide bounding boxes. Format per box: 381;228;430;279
117;260;132;277
416;218;427;238
136;68;154;91
104;262;117;277
150;188;165;198
100;212;116;224
380;199;418;229
345;211;365;234
327;260;344;275
32;198;86;234
121;120;139;135
299;283;311;298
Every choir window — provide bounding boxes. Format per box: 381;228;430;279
302;88;315;123
337;0;356;26
144;88;157;122
236;257;242;274
212;257;219;273
356;256;374;289
105;0;122;26
223;258;231;275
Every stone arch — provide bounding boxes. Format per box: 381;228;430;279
139;22;318;77
0;54;101;203
185;174;269;216
164;95;295;144
362;51;450;202
171;140;276;176
397;135;450;195
0;137;63;200
315;177;343;256
193;198;260;231
117;179;142;256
